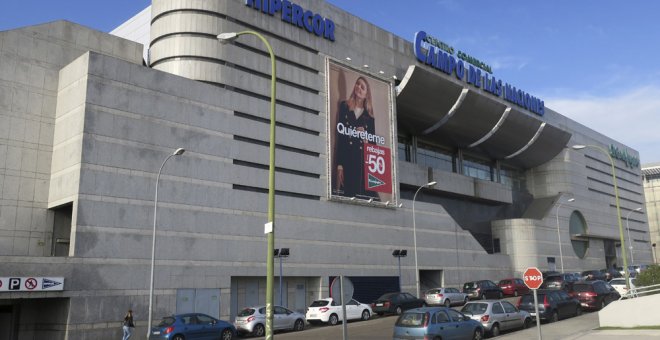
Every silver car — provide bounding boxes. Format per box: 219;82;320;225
460;300;532;337
424;287;469;307
234;305;305;337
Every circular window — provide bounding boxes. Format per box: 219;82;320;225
569;211;589;258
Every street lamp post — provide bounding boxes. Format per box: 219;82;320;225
147;147;185;338
218;31;277;339
625;208;642;266
653;243;657;264
274;248;290;306
555;197;575;273
572;144;630;289
412;181;436;297
392;249;407;291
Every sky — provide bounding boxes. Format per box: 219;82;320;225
1;0;658;163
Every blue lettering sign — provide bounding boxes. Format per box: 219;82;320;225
413;30;544;116
246;0;335;41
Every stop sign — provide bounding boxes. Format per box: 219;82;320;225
523;267;544;290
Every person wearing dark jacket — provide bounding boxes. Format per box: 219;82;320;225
122;309;135;340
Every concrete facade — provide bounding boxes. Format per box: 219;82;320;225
0;1;652;339
642;163;660;263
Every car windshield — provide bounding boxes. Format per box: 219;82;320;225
572;284;592;292
461;303;488;315
546;276;562;282
499;280;511;285
237;308;256;317
395;312;428;327
157;317;176;327
426;289;441;294
463;282;476;289
309;300;329;307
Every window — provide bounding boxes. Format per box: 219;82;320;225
492;303;505;314
435;311;449;323
397;135;412;162
463;156;492;181
569;211;589;258
500;166;527;191
493;238;501;253
501;301;517;313
416;142;454;172
447;309;464;322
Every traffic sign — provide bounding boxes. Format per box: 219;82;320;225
523;267;544;290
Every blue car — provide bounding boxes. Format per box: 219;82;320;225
150;313;236;340
393;307;484;340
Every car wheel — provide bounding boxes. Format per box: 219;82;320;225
491;323;500;337
550;311;559;323
514;290;519;297
473;328;483;340
294;319;305;331
464;297;469;305
361;309;370;321
498;292;503;300
221;328;233;340
576;306;583;316
481;293;487;300
173;335;185;340
523;317;532;329
253;324;265;337
421;302;427;307
395;306;403;315
444;299;451;308
329;314;339;326
600;301;605;310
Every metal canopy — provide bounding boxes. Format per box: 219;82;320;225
396;65;572;169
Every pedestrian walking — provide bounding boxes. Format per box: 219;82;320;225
123;309;135;340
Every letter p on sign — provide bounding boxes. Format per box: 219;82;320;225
523;267;544;290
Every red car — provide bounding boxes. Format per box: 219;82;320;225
498;278;530;297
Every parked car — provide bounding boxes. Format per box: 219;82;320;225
463;280;504;300
568;280;620;310
616;266;639;277
460;300;532;337
234;305;305;337
150;313;236;340
609;277;638;298
392;307;484;340
305;298;372;325
517;289;581;323
580;270;607;281
600;268;622;281
498;278;530;297
371;292;426;315
424;287;469;307
540;273;577;291
542;271;560;279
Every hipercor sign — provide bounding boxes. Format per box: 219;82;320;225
0;277;64;292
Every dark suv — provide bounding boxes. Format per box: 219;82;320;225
541;273;578;291
517;289;581;323
568;280;620;310
462;280;503;300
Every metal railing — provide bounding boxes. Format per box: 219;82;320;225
619;283;660;300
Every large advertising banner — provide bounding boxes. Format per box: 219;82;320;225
327;60;395;203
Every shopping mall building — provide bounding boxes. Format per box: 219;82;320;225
0;0;653;338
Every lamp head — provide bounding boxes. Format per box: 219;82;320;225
217;32;238;43
427;181;437;187
173;148;185;156
398;203;403;208
567;198;575;202
635;207;643;212
571;145;587;150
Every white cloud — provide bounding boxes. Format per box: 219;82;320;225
545;86;660;164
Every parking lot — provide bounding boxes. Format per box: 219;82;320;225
238;297;603;340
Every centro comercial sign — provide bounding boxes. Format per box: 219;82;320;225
413;31;545;116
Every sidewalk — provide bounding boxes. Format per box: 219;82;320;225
498;312;660;340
